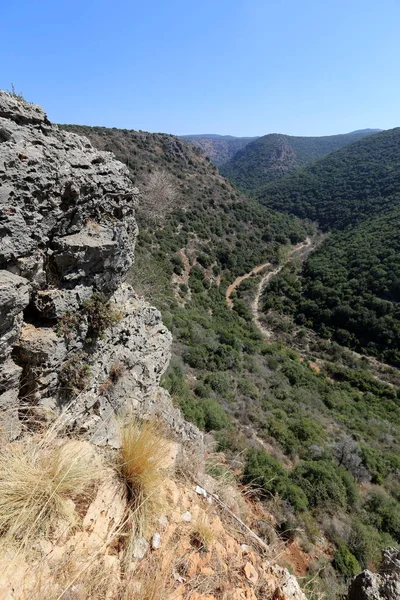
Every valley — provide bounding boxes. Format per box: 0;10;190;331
57;122;400;600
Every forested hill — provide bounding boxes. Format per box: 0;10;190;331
60;123;400;596
60;124;310;286
220;129;380;195
257;127;400;230
258;126;400;365
180;134;257;166
264;205;400;365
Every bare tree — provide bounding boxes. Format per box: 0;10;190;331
332;435;370;483
139;169;179;223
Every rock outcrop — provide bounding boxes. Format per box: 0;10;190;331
347;548;400;600
0;91;200;447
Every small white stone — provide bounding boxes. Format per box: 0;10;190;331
241;544;251;554
195;485;207;498
207;496;213;504
181;511;192;522
132;537;149;559
159;515;168;528
152;533;161;549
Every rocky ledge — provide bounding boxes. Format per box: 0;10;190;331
0;91;200;448
347;547;400;600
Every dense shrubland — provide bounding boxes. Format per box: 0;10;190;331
62;123;400;596
263;206;400;365
256;127;400;230
221;130;378;195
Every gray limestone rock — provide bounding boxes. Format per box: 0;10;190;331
0;91;202;452
348;548;400;600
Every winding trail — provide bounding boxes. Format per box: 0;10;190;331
252;238;313;339
245;238;399;386
226;237;313;337
226;262;271;309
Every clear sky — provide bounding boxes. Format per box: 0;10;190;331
2;0;399;136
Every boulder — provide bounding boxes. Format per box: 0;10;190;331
347;548;400;600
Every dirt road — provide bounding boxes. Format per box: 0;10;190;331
226;238;312;334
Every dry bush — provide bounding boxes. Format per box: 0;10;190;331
25;555;121;600
140;168;179;222
0;436;100;544
118;420;170;523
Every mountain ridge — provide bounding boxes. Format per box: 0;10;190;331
220;129;382;194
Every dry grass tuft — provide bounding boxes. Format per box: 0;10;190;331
118;420;169;505
120;553;174;600
191;518;215;551
0;437;100;544
117;419;170;545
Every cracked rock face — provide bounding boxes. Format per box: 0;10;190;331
0;91;201;448
347;548;400;600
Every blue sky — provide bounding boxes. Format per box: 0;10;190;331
2;0;399;136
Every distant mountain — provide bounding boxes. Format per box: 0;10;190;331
257;127;400;230
221;129;381;195
180;134;257;166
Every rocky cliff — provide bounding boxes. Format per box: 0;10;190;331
347;548;400;600
0;91;199;447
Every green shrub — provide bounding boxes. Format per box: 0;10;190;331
204;372;231;395
337;467;359;507
291;461;348;511
242;449;287;496
364;490;400;542
333;545;360;579
237;377;260;399
348;520;383;568
82;293;122;341
289;417;325;448
279;481;309;512
201;398;230;431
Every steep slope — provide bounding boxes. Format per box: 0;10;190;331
221;129;380;194
60;124;311;293
59;123;400;599
257;127;400;230
257;127;400;366
180;133;257;166
0;91;199;447
264;205;400;365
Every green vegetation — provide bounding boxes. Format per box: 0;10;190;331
57;292;121;344
257;128;400;366
82;292;122;341
257;127;400;230
221;130;378;195
65;122;400;592
333;546;360;580
263;206;400;365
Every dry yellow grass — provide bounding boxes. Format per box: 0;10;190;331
118;420;169;510
191;518;215;551
0;436;100;544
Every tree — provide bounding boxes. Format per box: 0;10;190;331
140;168;179;222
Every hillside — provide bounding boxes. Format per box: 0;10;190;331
257;127;400;230
263;205;400;365
256;127;400;367
59;123;400;599
60;124;311;292
221;129;380;195
180;133;257;166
